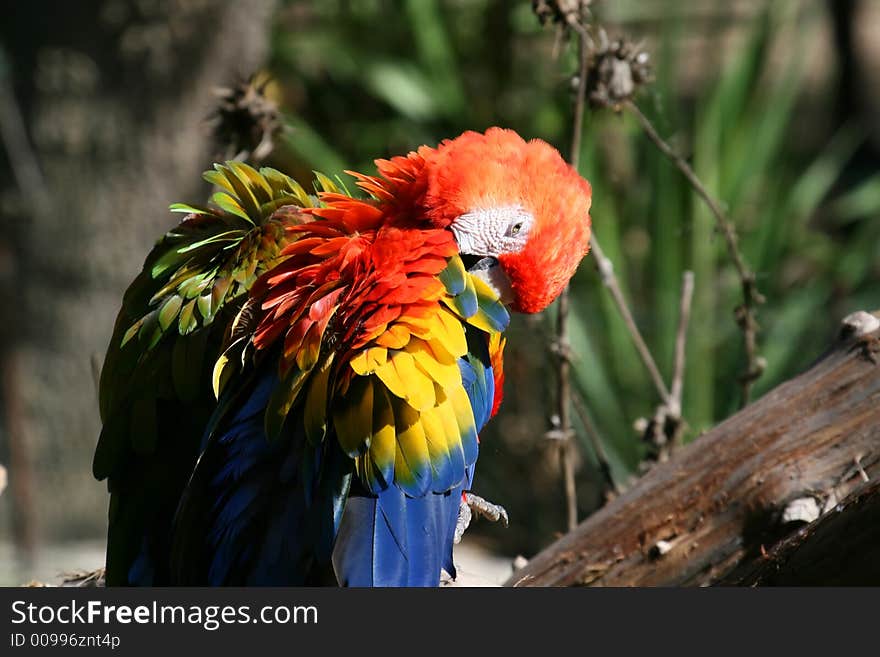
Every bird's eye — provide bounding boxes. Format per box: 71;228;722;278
509;222;523;236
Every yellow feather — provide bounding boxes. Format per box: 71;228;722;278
349;346;388;375
424;336;458;367
438;295;458;315
212;353;230;399
396;312;438;340
406;339;462;388
390;351;435;410
366;381;397;487
489;331;504;352
460;305;499;334
420;405;449;464
449;383;477;438
433;308;468;358
374;323;411;349
470;274;498;299
393;399;429;489
433;387;462;452
373;357;408;400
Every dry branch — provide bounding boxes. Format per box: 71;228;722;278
625;100;765;406
550;12;592;532
506;311;880;587
590;237;670;404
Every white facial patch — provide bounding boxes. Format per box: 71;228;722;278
450;205;534;257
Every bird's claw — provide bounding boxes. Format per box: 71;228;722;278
454;492;509;544
465;492;510;526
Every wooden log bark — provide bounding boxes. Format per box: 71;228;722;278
505;311;880;587
722;478;880;586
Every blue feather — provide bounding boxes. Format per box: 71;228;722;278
171;362;350;585
332;482;464;586
172;321;500;587
332;328;496;587
127;538;155;586
438;256;467;295
456;277;479;318
428;446;457;493
459;351;494;431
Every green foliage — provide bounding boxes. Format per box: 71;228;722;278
568;2;880;472
268;0;568;177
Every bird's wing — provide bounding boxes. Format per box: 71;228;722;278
247;216;510;498
170;195;510;584
330;253;510;585
94;162;320;585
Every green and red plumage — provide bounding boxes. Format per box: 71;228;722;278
95;127;592;586
95;162;327;585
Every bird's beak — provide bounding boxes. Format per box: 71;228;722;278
466;256;513;306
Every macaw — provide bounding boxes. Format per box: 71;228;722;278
94;127;593;586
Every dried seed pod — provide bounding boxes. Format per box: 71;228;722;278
532;0;593;28
209;74;280;164
586;33;654;110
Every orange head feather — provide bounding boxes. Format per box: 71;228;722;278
416;127;592;313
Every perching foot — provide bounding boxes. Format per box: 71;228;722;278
454;492;509;544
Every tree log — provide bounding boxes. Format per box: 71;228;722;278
723;478;880;585
505;311;880;586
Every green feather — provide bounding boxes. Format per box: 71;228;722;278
468;276;510;333
439;255;467;295
261;167;310;205
196;292;213;323
158;295;182;332
229;161;273;202
150;247;190;279
178;299;198;335
449;274;478;318
303;356;334;445
211;192;251;223
176;230;244;255
210;277;229;306
136;309;161;350
178;272;212;300
120;320;142;348
97;160;352;585
204;168;235;195
259;197;302;218
313;171;339;194
223;164;262;222
333;375;373;457
168;202;211;215
333;174;353;197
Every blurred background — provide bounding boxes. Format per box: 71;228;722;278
0;0;878;586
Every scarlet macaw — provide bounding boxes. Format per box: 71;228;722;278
94;127;592;586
